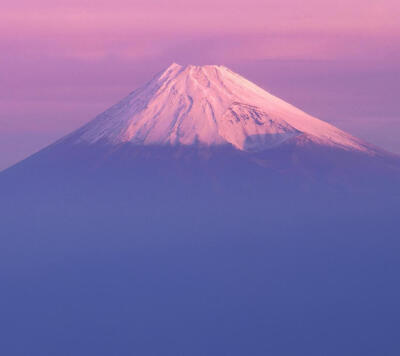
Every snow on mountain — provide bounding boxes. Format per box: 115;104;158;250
63;63;373;153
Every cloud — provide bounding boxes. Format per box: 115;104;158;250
2;0;400;34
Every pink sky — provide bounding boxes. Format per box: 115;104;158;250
1;0;400;169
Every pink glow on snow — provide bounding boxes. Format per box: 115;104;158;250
68;63;372;154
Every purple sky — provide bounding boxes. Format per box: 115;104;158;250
1;0;400;170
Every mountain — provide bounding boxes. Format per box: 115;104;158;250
1;64;400;356
4;63;399;188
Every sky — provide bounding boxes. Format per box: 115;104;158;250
1;0;400;170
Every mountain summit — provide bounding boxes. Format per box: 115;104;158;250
63;63;373;153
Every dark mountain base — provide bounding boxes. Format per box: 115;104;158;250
1;144;400;355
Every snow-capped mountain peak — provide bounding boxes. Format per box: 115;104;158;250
65;63;372;153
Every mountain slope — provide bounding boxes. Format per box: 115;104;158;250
60;63;377;154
